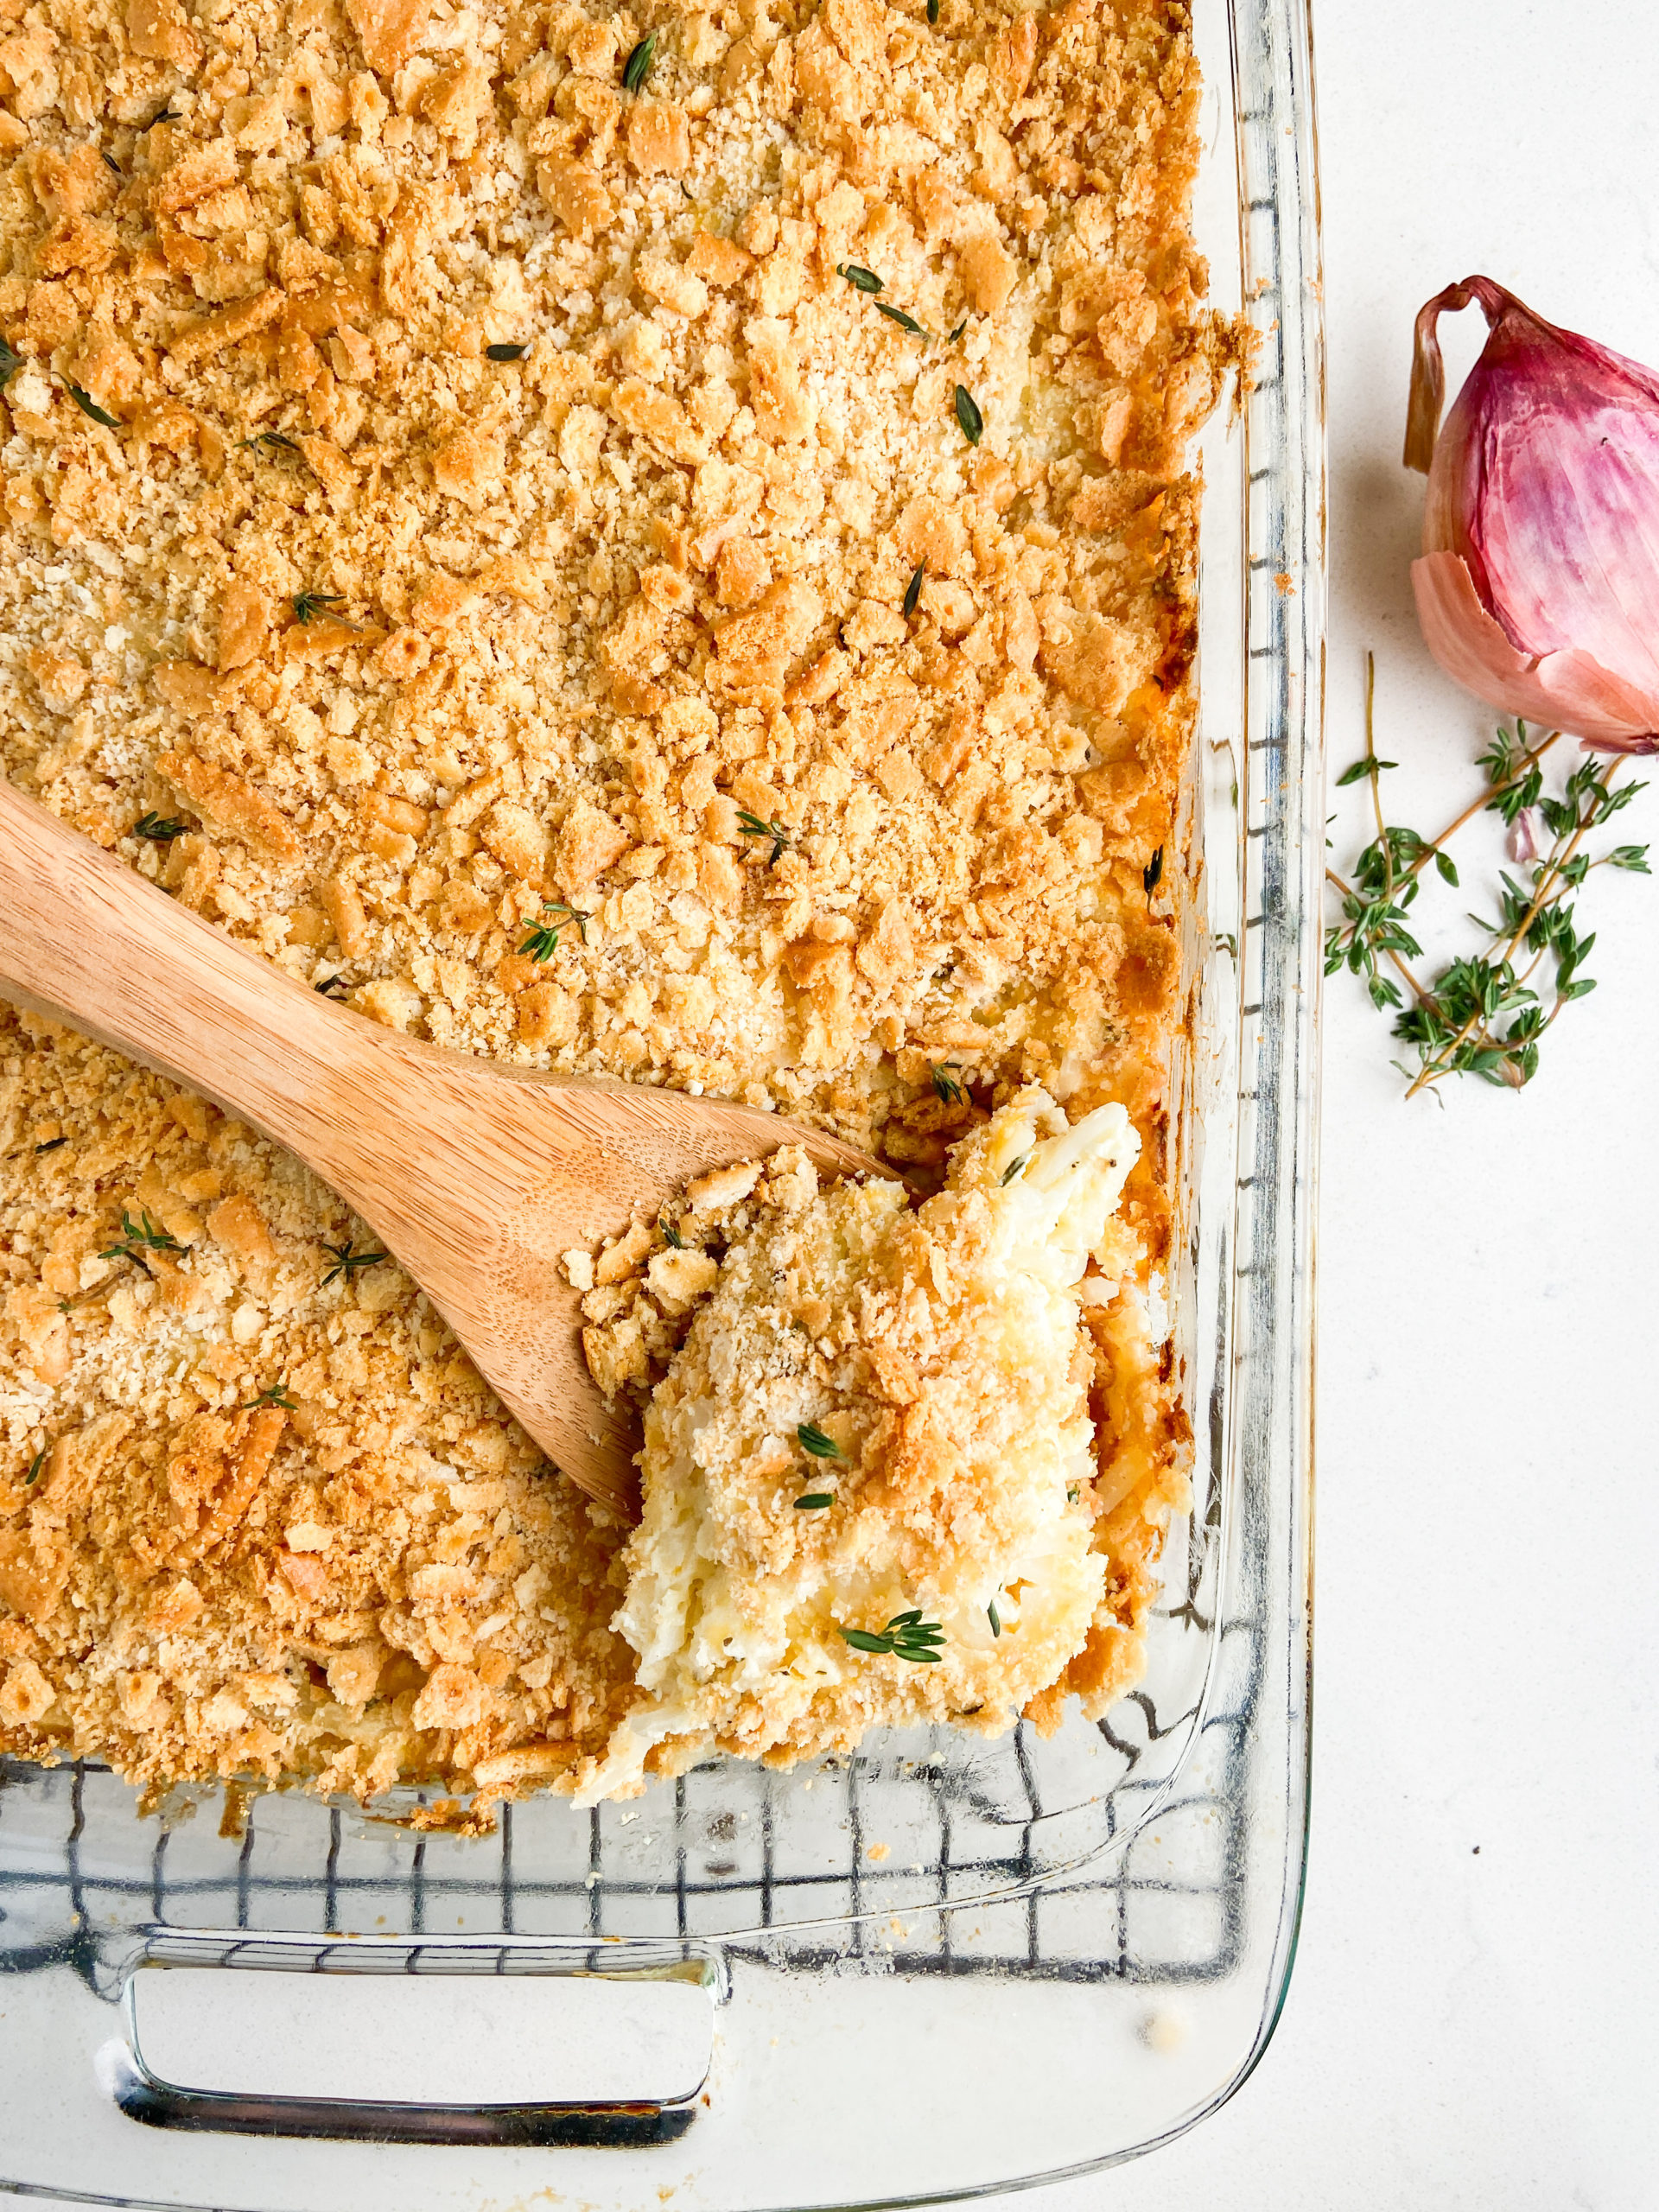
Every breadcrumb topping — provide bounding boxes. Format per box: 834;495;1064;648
1;0;1223;1802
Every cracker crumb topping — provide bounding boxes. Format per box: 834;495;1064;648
1;0;1224;1802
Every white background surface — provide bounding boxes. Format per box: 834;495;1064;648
8;3;1658;2209
1030;0;1659;2206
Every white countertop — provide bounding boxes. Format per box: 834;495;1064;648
10;3;1657;2209
1033;0;1659;2206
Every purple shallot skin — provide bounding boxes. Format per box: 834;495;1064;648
1405;275;1659;752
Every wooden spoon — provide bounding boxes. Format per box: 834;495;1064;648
0;780;886;1517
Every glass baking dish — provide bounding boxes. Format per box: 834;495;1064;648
0;0;1323;2200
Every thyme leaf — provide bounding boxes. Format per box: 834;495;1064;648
67;383;120;428
315;974;348;996
931;1060;966;1105
927;0;940;21
0;338;24;385
1143;844;1164;896
988;1599;1001;1637
659;1214;684;1248
947;316;967;342
902;563;925;620
999;1152;1030;1185
321;1241;387;1286
135;812;188;842
238;429;302;459
293;590;344;624
953;383;984;444
797;1421;843;1459
35;1135;68;1154
243;1382;299;1411
1335;753;1397;786
24;1447;47;1487
486;341;529;361
794;1492;834;1510
140;102;181;130
874;300;925;337
836;262;884;294
622;30;657;91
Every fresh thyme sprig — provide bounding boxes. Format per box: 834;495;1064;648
931;1061;967;1105
321;1241;387;1285
243;1382;299;1411
737;809;791;864
840;1611;946;1663
1325;655;1649;1094
100;1209;185;1270
60;1209;188;1310
519;899;591;960
659;1212;684;1248
293;589;344;624
135;811;188;842
519;916;563;961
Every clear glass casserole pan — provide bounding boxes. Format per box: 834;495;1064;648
0;0;1323;2198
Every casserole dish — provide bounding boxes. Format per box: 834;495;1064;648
0;0;1323;2197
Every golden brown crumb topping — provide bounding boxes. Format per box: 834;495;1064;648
0;0;1227;1801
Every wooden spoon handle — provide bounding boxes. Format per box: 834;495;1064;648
0;777;378;1160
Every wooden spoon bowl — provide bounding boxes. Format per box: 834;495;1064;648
0;780;885;1516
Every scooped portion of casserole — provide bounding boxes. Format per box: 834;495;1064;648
0;0;1230;1802
575;1089;1146;1800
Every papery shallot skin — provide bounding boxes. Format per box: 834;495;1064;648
1405;274;1659;753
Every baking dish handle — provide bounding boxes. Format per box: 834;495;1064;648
99;2041;700;2148
91;1933;721;2147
